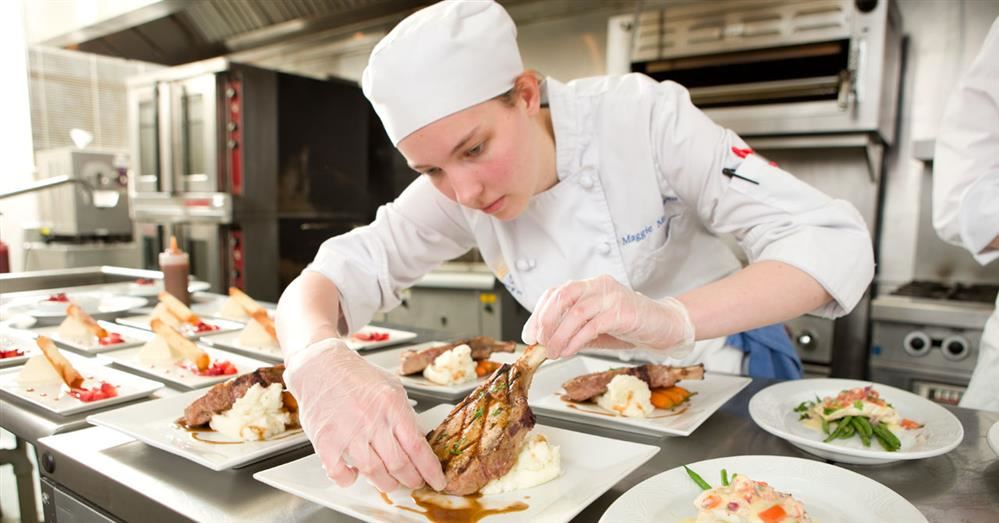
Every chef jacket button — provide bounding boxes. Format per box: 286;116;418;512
516;258;530;271
598;242;612;255
528;259;537;269
579;175;594;189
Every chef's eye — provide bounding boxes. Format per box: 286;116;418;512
465;143;484;158
423;167;442;176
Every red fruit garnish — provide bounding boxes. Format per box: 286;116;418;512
98;333;125;346
69;381;118;402
47;293;69;302
192;360;237;376
0;349;25;359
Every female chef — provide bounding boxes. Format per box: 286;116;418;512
275;0;874;493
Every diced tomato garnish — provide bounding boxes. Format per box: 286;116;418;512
69;381;118;402
193;360;237;376
758;504;787;523
702;494;722;509
353;331;390;342
98;333;125;346
47;293;69;302
0;349;25;359
900;418;924;430
193;321;219;333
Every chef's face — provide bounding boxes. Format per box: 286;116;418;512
398;75;550;221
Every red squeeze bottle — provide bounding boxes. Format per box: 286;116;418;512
160;236;190;305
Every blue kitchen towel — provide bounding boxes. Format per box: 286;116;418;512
725;323;803;379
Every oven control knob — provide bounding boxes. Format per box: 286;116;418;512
903;331;931;356
795;330;817;351
942;335;970;360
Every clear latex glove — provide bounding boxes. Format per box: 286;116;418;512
283;338;446;492
521;275;695;359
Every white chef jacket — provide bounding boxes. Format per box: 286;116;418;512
933;17;999;411
306;74;874;372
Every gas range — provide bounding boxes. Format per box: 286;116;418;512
870;280;998;405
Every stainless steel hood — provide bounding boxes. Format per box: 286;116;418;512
43;0;435;65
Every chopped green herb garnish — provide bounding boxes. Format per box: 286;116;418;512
823;406;840;415
472;407;484;421
854;400;864;410
492;407;503;417
793;401;810;413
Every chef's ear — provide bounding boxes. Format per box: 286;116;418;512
509;70;543;114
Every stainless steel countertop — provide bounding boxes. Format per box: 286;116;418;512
34;379;999;523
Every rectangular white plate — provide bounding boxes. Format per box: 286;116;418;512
87;389;309;471
102;345;275;389
0;358;163;416
344;325;419;351
254;404;660;523
0;329;39;368
365;342;563;400
528;356;751;437
116;314;244;338
189;301;275;323
199;330;283;362
26;320;146;354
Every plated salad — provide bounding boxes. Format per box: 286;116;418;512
794;385;923;451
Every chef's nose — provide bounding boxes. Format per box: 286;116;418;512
449;169;485;208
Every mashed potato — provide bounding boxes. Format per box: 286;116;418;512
17;355;64;386
209;383;291;441
480;433;561;494
137;335;179;366
596;374;654;418
423;344;477;385
57;317;96;347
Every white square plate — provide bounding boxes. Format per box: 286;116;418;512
102;345;275;389
365;342;561;400
0;329;39;368
748;378;964;464
199;330;283;362
116;315;244;338
25;321;146;354
254;404;660;523
527;356;751;437
189;300;274;323
86;389;309;471
0;358;163;416
599;455;927;523
344;326;419;351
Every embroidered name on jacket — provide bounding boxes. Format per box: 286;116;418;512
620;214;672;245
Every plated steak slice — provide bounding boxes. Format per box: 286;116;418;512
181;365;286;427
561;363;704;402
426;344;547;495
399;336;516;375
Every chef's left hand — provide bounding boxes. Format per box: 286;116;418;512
521;275;695;359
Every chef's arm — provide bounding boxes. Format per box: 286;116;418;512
276;271;343;361
677;260;831;340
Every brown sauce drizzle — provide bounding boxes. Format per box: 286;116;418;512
174;422;302;445
560;396;689;419
381;488;529;523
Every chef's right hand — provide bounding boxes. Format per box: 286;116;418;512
284;338;446;492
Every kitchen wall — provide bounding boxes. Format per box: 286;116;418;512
880;0;999;288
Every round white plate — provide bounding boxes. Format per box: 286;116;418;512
599;455;927;523
988;422;999;457
749;378;963;465
125;280;210;297
1;293;147;319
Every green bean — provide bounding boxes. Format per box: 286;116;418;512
851;417;871;447
873;429;895;451
821;416;830;435
824;419;849;442
721;468;729;486
684;466;712;491
872;424;900;451
839;418;856;439
855;416;874;438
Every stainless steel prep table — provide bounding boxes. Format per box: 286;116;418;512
35;379;999;522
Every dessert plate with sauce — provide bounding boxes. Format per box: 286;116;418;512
0;328;39;369
115;315;244;339
254;403;660;523
27;320;146;354
103;344;274;389
0;355;162;416
528;355;751;437
87;389;311;471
